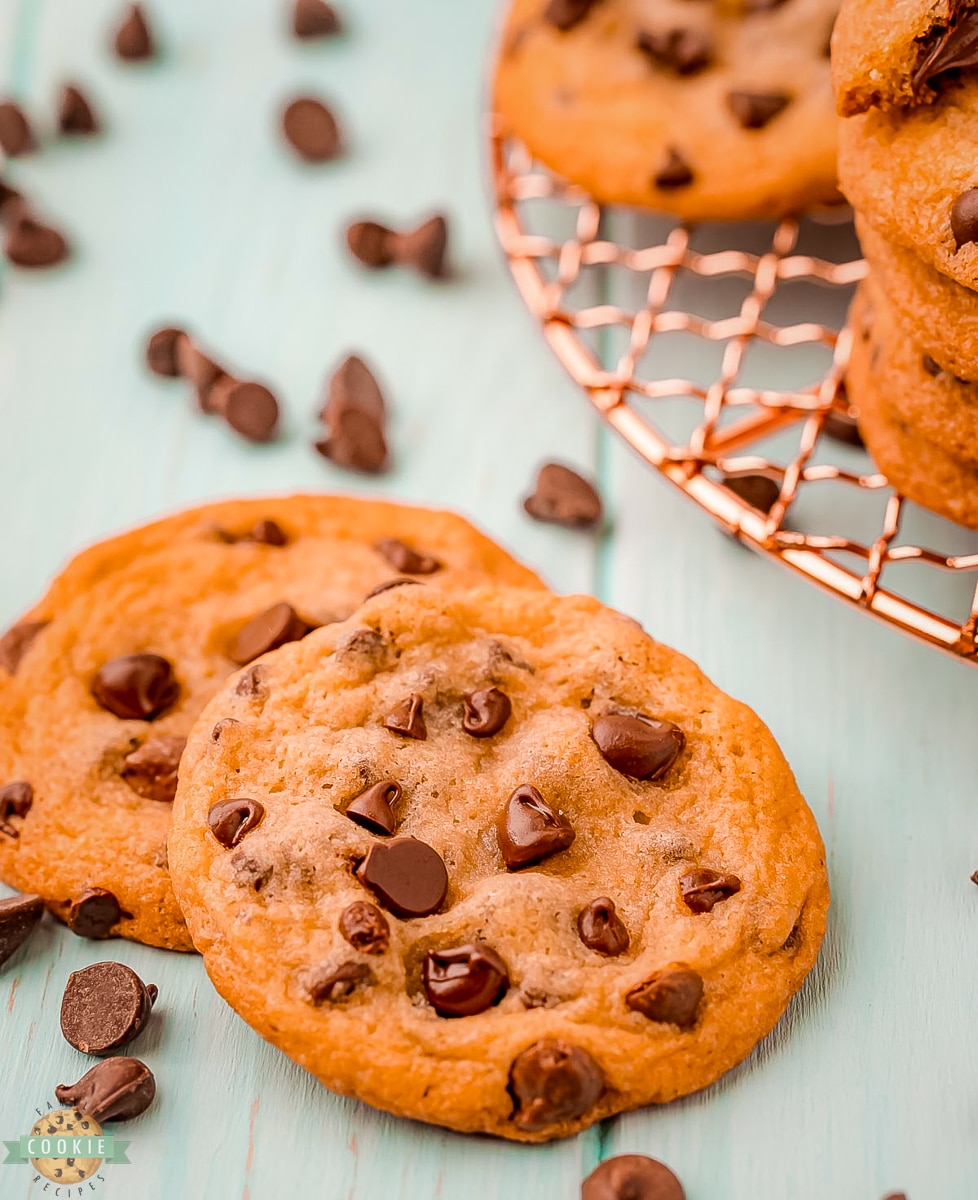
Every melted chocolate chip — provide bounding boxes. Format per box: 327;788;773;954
302;961;373;1003
91;654;179;721
497;785;575;870
913;13;978;96
60;961;157;1055
654;148;695;190
292;0;341;39
207;798;265;848
55;1057;156;1122
577;897;630;957
236;664;267;698
364;577;424;601
723;472;781;513
679;868;741;914
0;893;44;968
383;694;427;740
626;966;703;1028
508;1039;604;1131
5;211;70;268
0;102;34;156
59;85;100;136
66;888;122;940
462;687;512;738
121;735;186;802
346;214;449;278
113;4;156;61
145;326;187;377
544;0;601;31
210;718;240;741
0;781;33;837
356;837;448;918
591;713;685;780
345;780;401;836
230;851;273;891
338;901;390;954
636;28;713;75
0;619;49;674
582;1154;686;1200
374;538;442;575
524;462;603;529
422;943;510;1017
727;90;790;129
229;603;314;665
951;188;978;250
282;96;342;162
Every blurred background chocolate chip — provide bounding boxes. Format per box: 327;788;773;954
281;96;341;162
113;3;156;61
345;213;450;278
145;326;188;378
0;100;35;156
58;84;100;136
292;0;341;40
524;462;603;529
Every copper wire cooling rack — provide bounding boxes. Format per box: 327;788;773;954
491;130;978;666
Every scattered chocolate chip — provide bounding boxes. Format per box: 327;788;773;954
462;687;512;738
230;851;273;891
0;893;44;968
302;961;373;1003
422;943;510;1017
577;897;630;957
727;90;790;129
144;326;187;378
523;462;603;529
823;408;864;447
235;664;266;698
498;785;575;870
315;354;390;472
582;1154;686;1200
679;868;741;914
229;602;314;665
320;354;385;424
383;694;427;740
0;781;33;837
374;538;441;575
722;472;781;513
0;101;34;156
654;148;694;190
636;28;713;75
356;837;448;918
209;379;281;444
0;176;23;221
508;1039;604;1131
544;0;601;32
121;735;186;803
626;965;703;1028
971;870;978;887
345;780;401;836
292;0;341;39
55;1057;156;1122
58;84;100;135
591;713;685;780
951;188;978;250
346;214;449;279
207;798;265;849
282;96;341;162
4;211;70;268
882;1193;908;1200
338;901;390;954
113;4;155;61
60;961;157;1055
66;889;122;940
364;577;424;601
0;620;49;674
175;338;226;412
91;653;179;720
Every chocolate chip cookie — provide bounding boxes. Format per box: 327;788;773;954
0;496;542;950
168;586;829;1140
495;0;841;221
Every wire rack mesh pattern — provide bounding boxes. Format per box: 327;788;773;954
492;130;978;666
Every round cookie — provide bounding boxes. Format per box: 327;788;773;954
849;285;978;528
495;0;841;221
168;586;829;1141
0;496;543;950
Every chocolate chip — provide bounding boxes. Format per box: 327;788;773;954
544;0;601;31
374;538;441;575
356;837;448;918
0;781;33;837
0;893;44;968
338;901;390;954
625;966;703;1028
91;654;179;720
301;961;373;1003
282;96;341;162
216;518;288;547
679;868;741;914
229;602;314;665
654;148;694;190
383;694;427;740
971;870;978;887
591;713;685;780
145;326;187;377
315;356;389;472
364;578;424;601
508;1039;604;1131
58;84;100;135
462;687;512;738
582;1154;686;1200
636;28;713;75
210;718;240;741
523;462;603;529
0;619;48;674
207;798;265;849
121;735;186;803
345;780;401;836
292;0;341;39
66;888;122;939
113;4;155;61
422;943;510;1017
230;851;272;891
498;785;575;870
823;408;864;448
346;213;450;278
577;897;630;957
951;189;978;250
0;176;23;220
727;90;790;129
0;101;34;156
5;211;70;268
235;664;267;698
922;354;942;378
345;220;394;268
175;338;226;411
722;472;781;513
60;961;157;1055
209;380;281;444
913;13;978;96
55;1057;156;1122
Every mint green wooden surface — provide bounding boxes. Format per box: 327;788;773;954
1;2;976;1197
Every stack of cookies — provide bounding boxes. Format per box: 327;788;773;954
0;494;829;1140
833;0;978;528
